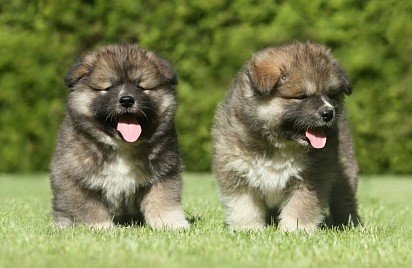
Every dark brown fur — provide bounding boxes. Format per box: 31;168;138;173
50;44;188;228
212;41;359;231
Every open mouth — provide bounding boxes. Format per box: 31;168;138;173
115;113;142;143
303;127;327;149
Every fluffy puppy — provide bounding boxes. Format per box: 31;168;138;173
212;41;360;231
50;44;188;229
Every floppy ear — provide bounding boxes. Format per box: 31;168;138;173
246;52;282;96
64;53;96;88
341;74;353;95
64;61;89;88
333;59;352;96
148;52;178;86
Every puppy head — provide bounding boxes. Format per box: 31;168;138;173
244;41;352;149
65;44;178;144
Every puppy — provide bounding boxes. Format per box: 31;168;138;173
212;41;360;231
50;44;188;229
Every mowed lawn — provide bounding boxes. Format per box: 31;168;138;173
0;174;411;268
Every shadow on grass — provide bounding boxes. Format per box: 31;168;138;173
185;210;204;225
265;207;361;231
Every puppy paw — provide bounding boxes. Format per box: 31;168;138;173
148;218;189;229
278;218;318;232
53;217;74;228
145;208;189;229
228;222;265;231
88;221;115;230
164;218;190;229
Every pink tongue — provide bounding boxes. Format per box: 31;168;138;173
116;115;142;142
305;128;327;149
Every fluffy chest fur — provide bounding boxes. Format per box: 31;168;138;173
83;154;150;212
226;148;305;206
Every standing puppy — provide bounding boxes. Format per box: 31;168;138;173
212;41;359;231
50;44;188;229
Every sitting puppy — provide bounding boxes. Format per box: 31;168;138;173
50;44;188;229
212;41;360;231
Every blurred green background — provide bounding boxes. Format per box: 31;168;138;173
0;0;411;174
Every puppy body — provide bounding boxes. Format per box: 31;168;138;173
50;44;188;229
212;42;359;231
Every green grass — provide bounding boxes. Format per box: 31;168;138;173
0;174;411;268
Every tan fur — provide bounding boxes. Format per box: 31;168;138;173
212;41;359;231
140;179;189;229
50;44;187;229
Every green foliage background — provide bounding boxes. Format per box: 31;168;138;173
0;0;411;173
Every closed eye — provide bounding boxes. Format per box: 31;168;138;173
295;93;308;100
133;80;148;90
327;90;341;98
89;85;115;91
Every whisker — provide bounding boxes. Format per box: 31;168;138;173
103;110;117;125
141;105;156;113
137;110;149;122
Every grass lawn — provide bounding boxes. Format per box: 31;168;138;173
0;173;411;268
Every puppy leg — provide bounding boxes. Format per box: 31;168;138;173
141;178;189;229
278;183;326;232
52;182;114;228
329;178;360;227
224;189;266;230
52;211;75;228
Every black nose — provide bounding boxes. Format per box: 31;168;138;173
320;109;334;122
119;96;135;108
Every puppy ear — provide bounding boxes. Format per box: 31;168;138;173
343;83;352;95
64;62;88;88
337;68;352;96
247;52;282;96
64;54;96;88
342;76;353;95
333;59;352;96
148;52;178;86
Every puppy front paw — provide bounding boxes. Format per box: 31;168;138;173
278;217;318;232
87;221;115;230
228;222;265;231
53;217;74;228
145;208;189;229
